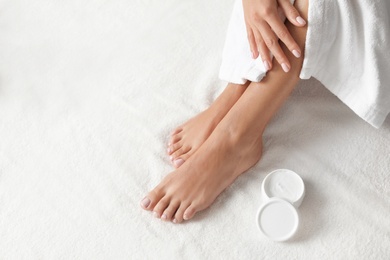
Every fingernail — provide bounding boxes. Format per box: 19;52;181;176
281;63;290;73
292;49;301;58
140;197;151;208
296;16;306;25
174;158;184;167
161;214;167;220
153;212;160;218
263;60;271;71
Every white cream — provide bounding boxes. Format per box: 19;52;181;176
262;169;305;207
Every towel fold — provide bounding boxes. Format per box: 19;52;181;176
219;0;390;128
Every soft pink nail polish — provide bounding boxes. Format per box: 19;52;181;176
281;63;290;73
140;197;151;208
292;50;301;58
296;16;306;25
174;158;184;167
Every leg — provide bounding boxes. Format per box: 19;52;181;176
141;0;309;222
167;82;249;168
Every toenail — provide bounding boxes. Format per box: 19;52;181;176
153;212;160;218
170;156;174;161
173;218;177;223
161;214;167;220
167;147;171;154
183;214;189;220
174;158;184;167
140;197;151;208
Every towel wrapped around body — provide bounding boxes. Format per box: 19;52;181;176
219;0;390;128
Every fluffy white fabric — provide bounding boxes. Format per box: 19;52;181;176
220;0;390;128
0;0;389;259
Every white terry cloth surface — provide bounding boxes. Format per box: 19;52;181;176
0;0;390;259
220;0;390;128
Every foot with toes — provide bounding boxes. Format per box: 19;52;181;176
166;83;247;168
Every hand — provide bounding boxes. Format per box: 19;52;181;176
242;0;306;72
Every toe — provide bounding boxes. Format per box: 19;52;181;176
153;197;171;218
161;201;180;221
167;142;183;155
173;203;190;224
172;158;185;168
171;146;190;161
176;149;192;163
141;188;165;211
171;128;183;136
140;197;151;209
169;135;182;147
183;205;197;220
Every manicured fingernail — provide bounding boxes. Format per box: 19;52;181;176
263;60;271;71
281;63;290;73
153;212;160;218
292;49;301;58
161;214;167;220
174;158;184;167
296;16;306;25
140;197;151;208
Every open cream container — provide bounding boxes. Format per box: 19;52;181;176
256;169;305;242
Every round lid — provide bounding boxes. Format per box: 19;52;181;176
256;198;299;241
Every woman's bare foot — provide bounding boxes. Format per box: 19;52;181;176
142;110;264;223
167;83;248;168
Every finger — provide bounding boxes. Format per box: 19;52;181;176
256;37;272;71
266;13;301;58
258;22;290;72
246;25;259;59
278;0;306;26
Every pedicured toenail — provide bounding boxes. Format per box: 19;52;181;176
153;212;160;218
174;158;184;167
140;197;151;208
161;214;167;220
173;219;177;223
167;147;171;154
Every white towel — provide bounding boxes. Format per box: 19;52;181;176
219;0;390;128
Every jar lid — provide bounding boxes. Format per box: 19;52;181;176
256;197;299;241
262;169;305;208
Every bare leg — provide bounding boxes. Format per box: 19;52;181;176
141;0;309;222
167;82;249;168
